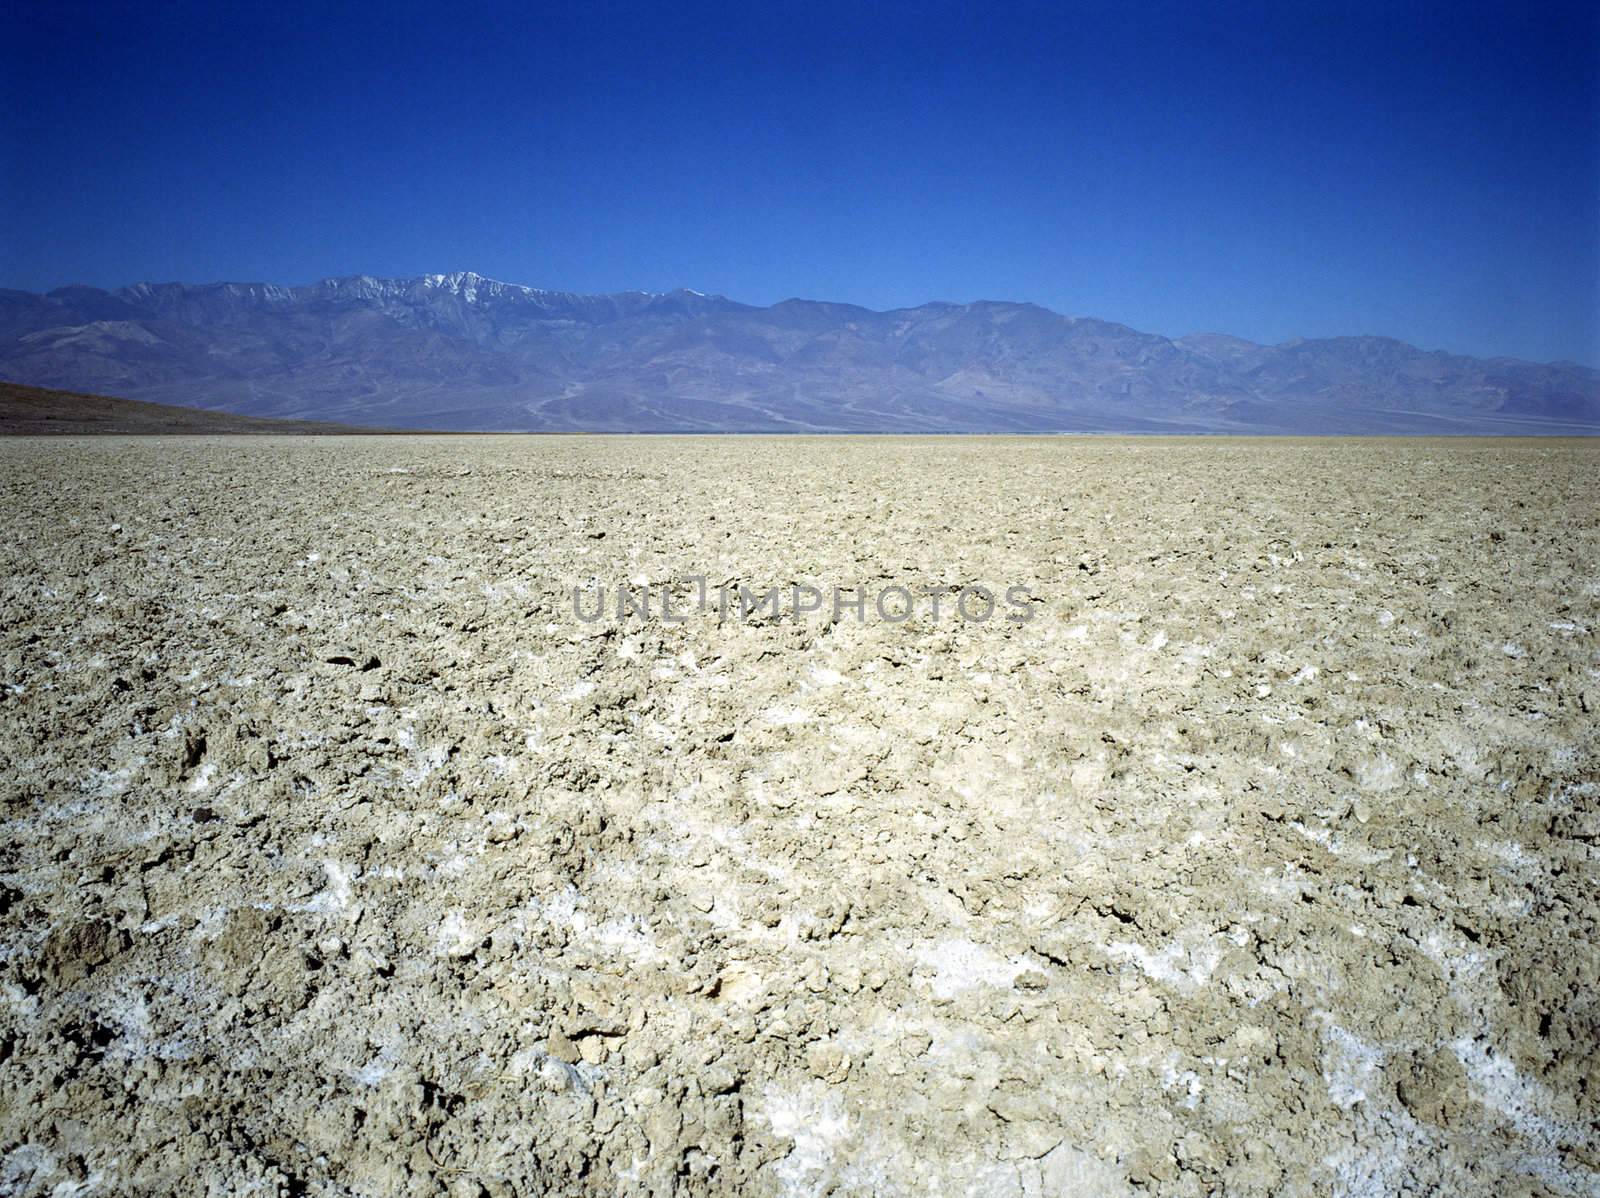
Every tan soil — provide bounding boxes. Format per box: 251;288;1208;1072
0;434;1596;1197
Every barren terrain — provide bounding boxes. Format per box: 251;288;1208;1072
1;435;1596;1196
0;383;389;437
7;276;1599;433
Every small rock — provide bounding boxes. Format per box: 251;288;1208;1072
1014;969;1050;991
806;1042;851;1083
547;1030;580;1064
1177;1131;1224;1171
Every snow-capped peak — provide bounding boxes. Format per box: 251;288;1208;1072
311;271;545;303
411;271;553;302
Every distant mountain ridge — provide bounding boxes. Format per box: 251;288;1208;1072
2;272;1596;432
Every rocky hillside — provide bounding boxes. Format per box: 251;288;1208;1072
2;273;1595;432
0;382;387;435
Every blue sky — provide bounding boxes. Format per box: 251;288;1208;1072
4;0;1597;364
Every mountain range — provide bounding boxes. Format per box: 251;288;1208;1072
1;272;1596;433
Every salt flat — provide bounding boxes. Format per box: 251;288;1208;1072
1;435;1596;1196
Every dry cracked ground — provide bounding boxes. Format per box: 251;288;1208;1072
1;435;1597;1197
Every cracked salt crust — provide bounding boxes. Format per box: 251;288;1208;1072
912;938;1028;999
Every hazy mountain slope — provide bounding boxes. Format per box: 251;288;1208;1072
1;273;1595;432
0;381;393;435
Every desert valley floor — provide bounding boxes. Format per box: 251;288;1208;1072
0;435;1596;1196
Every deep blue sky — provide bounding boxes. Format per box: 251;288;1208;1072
4;0;1597;364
